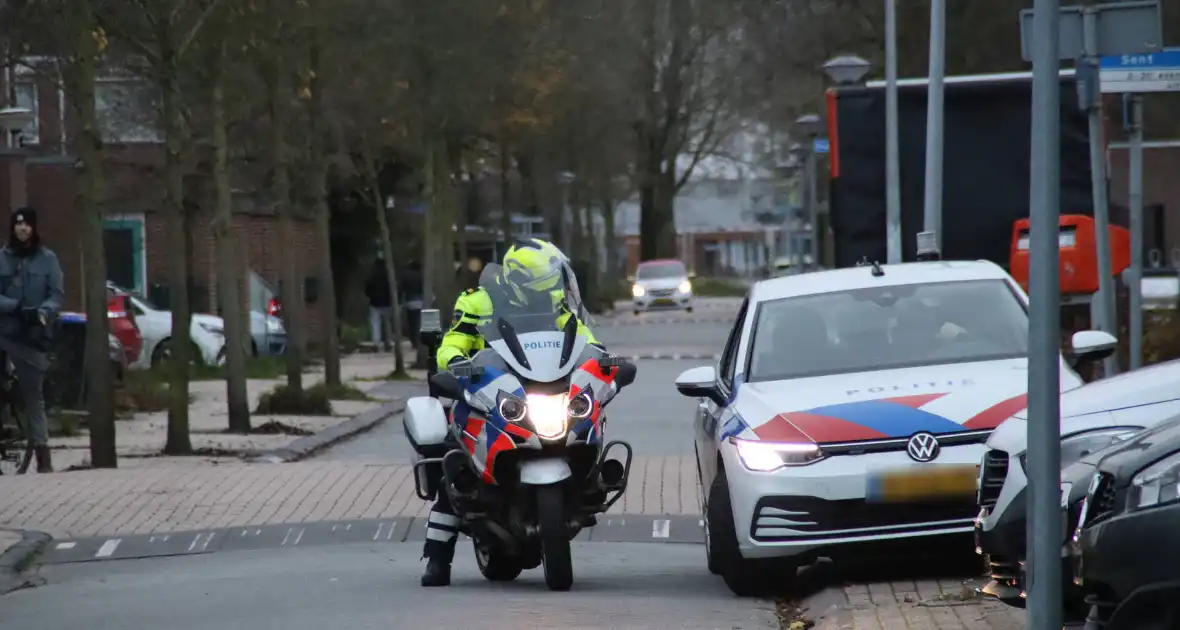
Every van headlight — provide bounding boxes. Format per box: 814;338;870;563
1130;451;1180;510
527;393;569;440
1021;427;1141;470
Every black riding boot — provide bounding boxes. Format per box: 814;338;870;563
421;501;460;587
34;446;53;473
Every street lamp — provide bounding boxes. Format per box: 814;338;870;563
795;115;823;271
822;55;871;86
0;107;34;149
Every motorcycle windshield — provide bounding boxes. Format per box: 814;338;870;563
476;261;588;383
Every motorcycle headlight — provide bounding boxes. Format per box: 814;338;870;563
527;393;569;440
730;437;825;472
567;392;592;419
1130;451;1180;511
498;394;527;423
1021;427;1142;470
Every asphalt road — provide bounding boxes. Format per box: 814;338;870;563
2;543;776;630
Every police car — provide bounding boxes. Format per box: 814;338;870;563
673;259;1108;596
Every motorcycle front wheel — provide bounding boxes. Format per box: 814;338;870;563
537;484;573;591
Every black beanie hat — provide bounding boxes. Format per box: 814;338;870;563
11;206;36;230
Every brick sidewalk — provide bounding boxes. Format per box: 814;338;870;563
0;455;698;538
807;580;1025;630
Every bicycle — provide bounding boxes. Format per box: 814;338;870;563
0;355;32;475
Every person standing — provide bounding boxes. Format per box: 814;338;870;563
0;207;63;473
364;253;393;352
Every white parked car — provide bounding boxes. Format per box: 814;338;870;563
976;355;1180;610
673;259;1115;596
108;283;227;369
629;259;695;315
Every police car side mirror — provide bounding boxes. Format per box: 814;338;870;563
1070;330;1117;367
675;366;725;407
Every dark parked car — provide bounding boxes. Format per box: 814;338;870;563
1069;414;1180;630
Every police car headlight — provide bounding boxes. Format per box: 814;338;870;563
1130;451;1180;511
527;393;569;440
730;437;825;471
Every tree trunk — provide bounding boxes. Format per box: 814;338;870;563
601;193;618;276
425;135;456;312
69;0;116;468
499;139;513;248
161;49;193;455
306;35;341;387
267;53;303;393
210;39;250;433
362;149;406;375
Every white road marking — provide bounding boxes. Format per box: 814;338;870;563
187;533;214;552
95;539;122;558
331;524;338;532
373;523;386;541
385;522;396;541
671;353;681;360
698;519;705;528
283;528;304;546
239;529;248;537
55;542;76;550
652;519;670;539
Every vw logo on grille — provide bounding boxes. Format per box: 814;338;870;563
906;432;941;462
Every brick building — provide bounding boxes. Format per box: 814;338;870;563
1;58;327;343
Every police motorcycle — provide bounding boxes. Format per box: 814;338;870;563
405;262;637;591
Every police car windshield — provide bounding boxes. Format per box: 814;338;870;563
746;279;1029;381
475;262;583;344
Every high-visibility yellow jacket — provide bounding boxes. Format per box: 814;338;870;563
436;287;601;369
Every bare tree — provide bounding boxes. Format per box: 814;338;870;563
205;4;250;432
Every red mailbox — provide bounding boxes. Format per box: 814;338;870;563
1009;215;1130;295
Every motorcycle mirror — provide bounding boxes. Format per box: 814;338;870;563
613;362;637;388
429;372;463;399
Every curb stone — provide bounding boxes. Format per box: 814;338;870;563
250;399;406;463
628;353;720;361
0;528;52;595
599;316;735;327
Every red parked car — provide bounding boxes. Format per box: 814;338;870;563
106;289;143;366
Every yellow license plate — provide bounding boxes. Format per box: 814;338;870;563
866;464;979;503
652;298;676;306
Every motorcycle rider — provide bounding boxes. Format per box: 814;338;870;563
422;237;604;587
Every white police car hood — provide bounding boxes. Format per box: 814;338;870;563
988;356;1180;455
730;357;1083;444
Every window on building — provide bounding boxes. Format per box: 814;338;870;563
12;82;39;145
96;80;162;143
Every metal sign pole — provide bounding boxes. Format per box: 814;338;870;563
1081;8;1120;376
1025;0;1063;626
884;0;903;264
922;0;947;249
1126;93;1145;369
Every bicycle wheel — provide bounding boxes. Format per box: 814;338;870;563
0;398;33;475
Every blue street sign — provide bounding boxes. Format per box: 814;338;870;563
813;138;829;154
1099;48;1180;94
